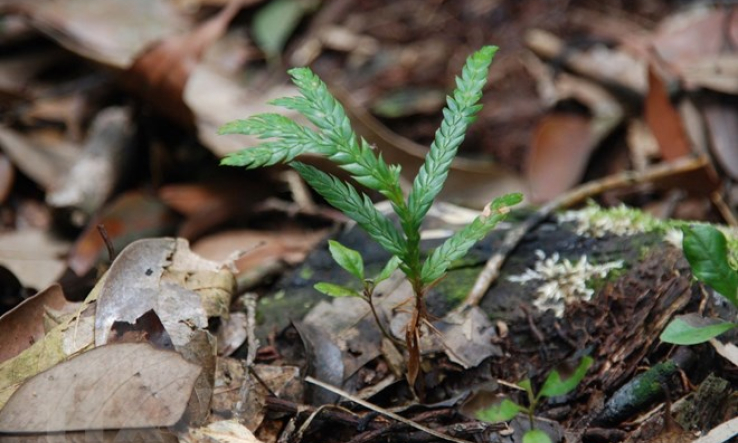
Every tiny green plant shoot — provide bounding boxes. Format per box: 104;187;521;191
219;45;522;387
476;357;593;443
314;240;402;344
660;225;738;345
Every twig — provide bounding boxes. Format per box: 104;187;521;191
235;292;260;417
454;155;715;316
305;376;474;443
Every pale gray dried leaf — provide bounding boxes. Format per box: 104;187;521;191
0;343;201;432
47;107;134;226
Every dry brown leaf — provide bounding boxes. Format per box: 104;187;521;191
123;0;248;126
158;180;275;240
0;343;201;432
192;228;329;273
644;65;693;161
526;111;594;202
67;191;179;276
651;8;738;72
0;284;80;364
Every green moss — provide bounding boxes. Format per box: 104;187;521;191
435;266;481;306
298;265;315;280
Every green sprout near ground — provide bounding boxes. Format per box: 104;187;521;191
476;356;593;443
219;45;522;388
660;225;738;345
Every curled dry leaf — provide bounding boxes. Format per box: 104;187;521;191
0;284;80;364
0;343;201;432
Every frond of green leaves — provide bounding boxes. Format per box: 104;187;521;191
219;45;520;288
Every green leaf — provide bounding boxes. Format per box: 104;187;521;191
328;240;364;281
291;162;407;259
421;192;522;284
375;256;401;284
682;224;738;306
660;314;737;345
252;0;312;59
475;398;521;423
407;46;498;233
539;356;593;398
523;430;553;443
314;282;361;298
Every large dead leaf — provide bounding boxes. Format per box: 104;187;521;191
0;343;201;432
94;238;233;346
0;278;99;408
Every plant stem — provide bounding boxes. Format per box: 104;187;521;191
365;288;405;348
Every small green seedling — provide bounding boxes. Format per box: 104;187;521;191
476;357;593;443
314;240;401;343
219;45;522;386
660;225;738;345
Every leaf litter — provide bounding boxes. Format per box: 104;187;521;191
0;0;737;441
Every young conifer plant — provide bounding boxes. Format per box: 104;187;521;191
219;45;522;387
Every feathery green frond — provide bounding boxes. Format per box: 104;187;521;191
421;192;521;284
291;162;407;259
219;114;332;168
408;46;498;233
275;68;406;207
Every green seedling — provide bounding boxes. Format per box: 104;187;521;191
476;356;593;443
660;225;738;345
219;45;522;387
314;240;401;343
